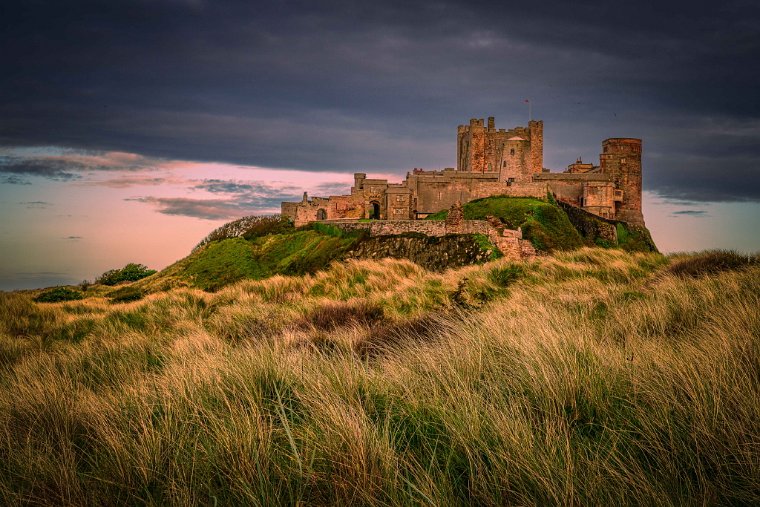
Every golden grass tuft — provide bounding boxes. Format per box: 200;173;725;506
1;248;759;504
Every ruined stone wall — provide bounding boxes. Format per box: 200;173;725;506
346;235;496;272
321;217;534;261
281;202;299;221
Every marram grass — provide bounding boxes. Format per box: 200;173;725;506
1;248;759;505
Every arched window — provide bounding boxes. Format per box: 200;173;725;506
316;208;327;220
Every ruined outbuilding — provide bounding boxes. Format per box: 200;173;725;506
282;116;645;229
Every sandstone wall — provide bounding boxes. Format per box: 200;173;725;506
321;218;534;261
600;138;644;225
346;235;496;272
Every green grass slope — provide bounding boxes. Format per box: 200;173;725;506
427;195;584;251
149;225;365;291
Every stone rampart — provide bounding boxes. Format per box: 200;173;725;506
321;217;534;261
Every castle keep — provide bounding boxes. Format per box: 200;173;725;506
281;117;644;227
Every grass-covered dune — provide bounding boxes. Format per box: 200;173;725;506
2;249;759;505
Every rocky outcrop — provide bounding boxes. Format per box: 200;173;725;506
346;234;496;271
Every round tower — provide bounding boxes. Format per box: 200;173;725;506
600;138;644;225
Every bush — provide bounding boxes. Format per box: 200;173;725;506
488;264;523;287
194;215;294;250
34;287;84;303
668;250;759;278
96;263;156;286
108;286;145;303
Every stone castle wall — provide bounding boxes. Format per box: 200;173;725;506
281;116;644;228
321;208;535;261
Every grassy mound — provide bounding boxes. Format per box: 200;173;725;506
151;225;366;291
427;196;584;251
2;249;760;504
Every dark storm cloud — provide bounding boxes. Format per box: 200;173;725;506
2;0;759;199
194;178;301;195
0;148;163;182
1;158;81;181
127;184;298;219
1;175;31;185
125;197;242;220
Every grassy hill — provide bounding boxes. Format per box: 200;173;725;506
149;224;365;292
426;195;658;253
1;249;759;504
145;195;655;293
427;195;585;251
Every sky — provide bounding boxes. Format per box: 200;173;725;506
1;0;759;290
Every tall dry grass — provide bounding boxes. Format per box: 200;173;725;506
1;249;758;505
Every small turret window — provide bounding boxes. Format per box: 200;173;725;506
510;148;515;156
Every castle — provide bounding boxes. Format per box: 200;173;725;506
281;117;644;227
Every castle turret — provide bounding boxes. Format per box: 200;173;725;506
467;118;486;172
600;138;644;225
354;172;366;191
528;120;543;175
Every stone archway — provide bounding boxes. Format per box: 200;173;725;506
369;201;380;220
316;208;327;220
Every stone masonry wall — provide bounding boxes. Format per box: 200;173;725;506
322;212;534;261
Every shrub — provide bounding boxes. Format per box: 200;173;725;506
108;286;145;303
668;250;759;278
34;287;84;303
488;264;523;287
194;215;294;250
96;263;156;285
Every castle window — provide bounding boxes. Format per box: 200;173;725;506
510;148;515;156
502;161;506;168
